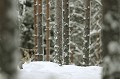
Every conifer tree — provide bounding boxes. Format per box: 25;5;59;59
46;0;50;61
34;0;37;49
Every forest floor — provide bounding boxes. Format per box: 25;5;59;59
18;61;102;79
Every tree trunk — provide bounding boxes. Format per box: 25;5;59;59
63;0;70;65
55;0;63;65
46;0;50;61
0;0;19;79
84;0;91;66
102;0;120;79
34;0;37;49
37;0;43;61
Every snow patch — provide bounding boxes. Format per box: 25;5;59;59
18;62;102;79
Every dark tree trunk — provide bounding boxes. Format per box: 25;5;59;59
63;0;70;65
37;0;43;61
34;0;37;49
102;0;120;79
84;0;91;66
0;0;19;79
55;0;63;65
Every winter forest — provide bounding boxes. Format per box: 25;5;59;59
0;0;119;79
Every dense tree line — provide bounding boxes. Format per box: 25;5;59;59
18;0;103;66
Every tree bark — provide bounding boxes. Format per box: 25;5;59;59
102;0;120;79
34;0;37;49
46;0;50;61
63;0;70;65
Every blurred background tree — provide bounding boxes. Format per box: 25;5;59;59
0;0;20;79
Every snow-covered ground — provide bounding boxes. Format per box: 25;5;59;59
18;62;102;79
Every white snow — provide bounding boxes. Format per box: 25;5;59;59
18;61;102;79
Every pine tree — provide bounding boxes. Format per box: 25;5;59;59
34;0;37;49
55;0;63;65
63;0;70;65
84;0;91;66
102;0;120;79
0;0;19;79
46;0;50;61
37;0;43;61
